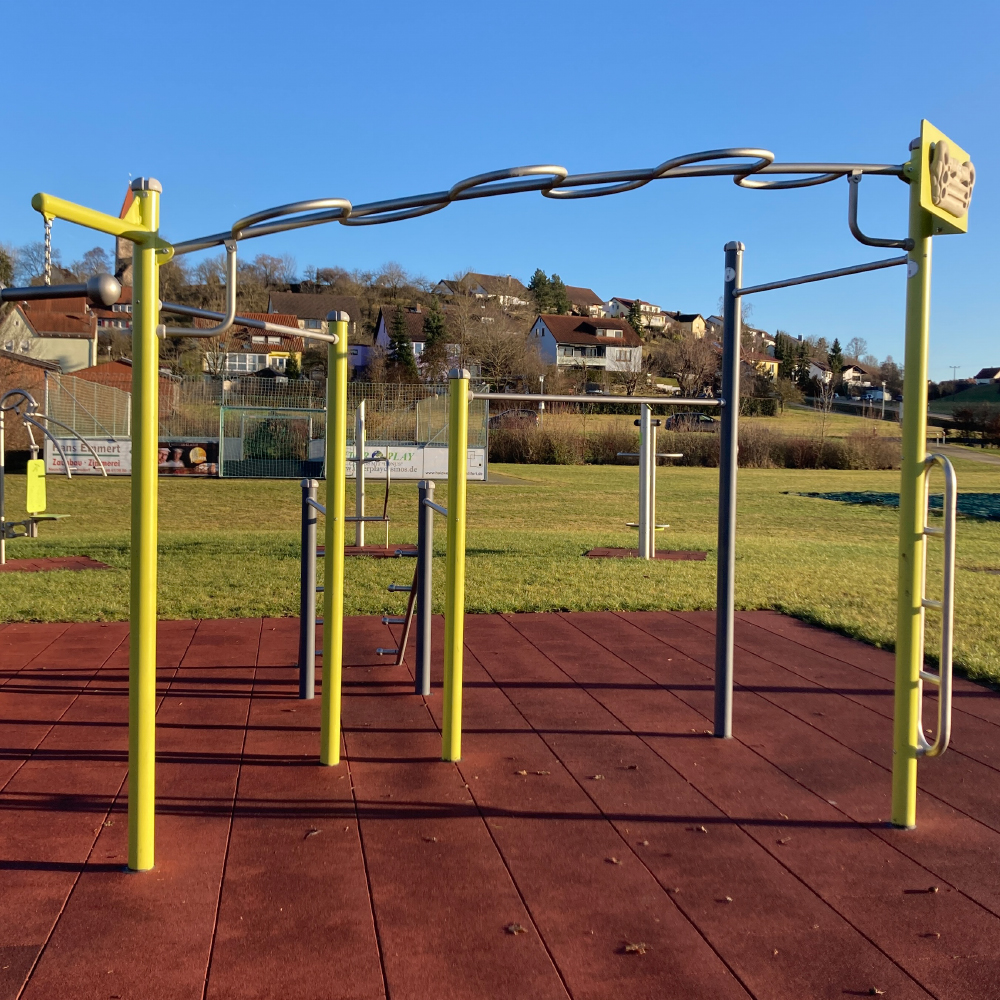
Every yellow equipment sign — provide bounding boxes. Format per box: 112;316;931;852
917;120;975;235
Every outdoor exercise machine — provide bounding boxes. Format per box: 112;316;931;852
0;390;110;566
22;121;971;868
617;403;683;558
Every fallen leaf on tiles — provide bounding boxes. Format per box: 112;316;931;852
623;942;649;955
606;857;622;865
772;949;779;956
777;837;792;845
869;989;885;996
515;770;528;776
691;825;708;834
505;923;527;935
103;820;114;827
590;774;606;780
929;886;940;893
723;896;733;903
921;932;941;938
304;828;321;839
423;836;438;843
779;813;789;820
638;840;649;846
534;770;550;775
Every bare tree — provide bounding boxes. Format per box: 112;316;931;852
845;336;868;361
653;333;719;395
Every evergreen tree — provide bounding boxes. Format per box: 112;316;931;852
284;354;301;380
549;274;570;314
388;307;419;381
626;299;645;338
528;268;551;312
827;338;844;379
421;298;447;379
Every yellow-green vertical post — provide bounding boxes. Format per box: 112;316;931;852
442;369;469;761
891;142;933;829
128;178;162;871
320;313;349;765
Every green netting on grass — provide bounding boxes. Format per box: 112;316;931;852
794;491;1000;521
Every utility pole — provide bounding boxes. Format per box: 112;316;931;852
949;365;960;383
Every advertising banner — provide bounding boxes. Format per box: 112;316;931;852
46;438;132;476
346;444;486;481
46;439;220;476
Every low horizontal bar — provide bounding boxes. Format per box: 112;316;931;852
617;452;685;458
306;499;326;514
388;584;412;592
735;255;907;297
423;500;449;516
382;617;407;624
375;648;399;656
394;550;418;557
344;516;390;522
473;393;721;406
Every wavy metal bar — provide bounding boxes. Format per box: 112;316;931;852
166;150;907;255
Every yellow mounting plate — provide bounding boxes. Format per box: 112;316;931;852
917;120;974;235
26;459;46;514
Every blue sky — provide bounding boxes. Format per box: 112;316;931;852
1;1;995;380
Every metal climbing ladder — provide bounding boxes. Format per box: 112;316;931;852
918;453;957;757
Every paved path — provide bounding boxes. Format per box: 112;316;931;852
1;612;999;999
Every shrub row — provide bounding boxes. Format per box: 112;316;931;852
488;423;899;470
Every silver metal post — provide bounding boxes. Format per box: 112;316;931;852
638;403;652;559
298;478;319;698
416;479;435;696
715;241;743;738
355;401;365;547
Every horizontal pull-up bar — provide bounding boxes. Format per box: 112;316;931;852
735;255;908;297
168;149;907;255
158;300;338;344
472;392;722;406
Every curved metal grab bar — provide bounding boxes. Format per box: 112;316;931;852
848;172;914;251
168;152;907;256
918;453;956;758
156;241;237;338
158;302;338;345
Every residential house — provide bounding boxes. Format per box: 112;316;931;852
266;291;364;369
72;358;181;418
974;367;1000;384
528;315;643;371
565;286;606;317
434;273;530;309
606;297;667;331
808;359;834;384
200;313;304;375
706;315;723;337
374;305;464;367
840;362;876;388
92;284;133;332
663;311;707;338
744;351;780;379
0;298;99;373
744;326;776;356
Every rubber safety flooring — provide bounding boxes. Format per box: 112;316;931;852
1;611;999;1000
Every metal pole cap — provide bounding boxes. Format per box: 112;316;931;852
86;273;122;307
326;310;351;322
449;368;471;379
131;177;162;193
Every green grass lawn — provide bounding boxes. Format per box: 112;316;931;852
929;382;1000;413
3;459;1000;684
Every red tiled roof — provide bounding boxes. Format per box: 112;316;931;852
536;314;642;347
565;285;603;308
13;306;96;338
268;291;359;323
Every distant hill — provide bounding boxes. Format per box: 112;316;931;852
929;383;1000;413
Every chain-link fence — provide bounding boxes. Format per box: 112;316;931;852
45;373;131;438
219;407;326;479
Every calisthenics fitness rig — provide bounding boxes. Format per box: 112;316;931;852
17;121;973;870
